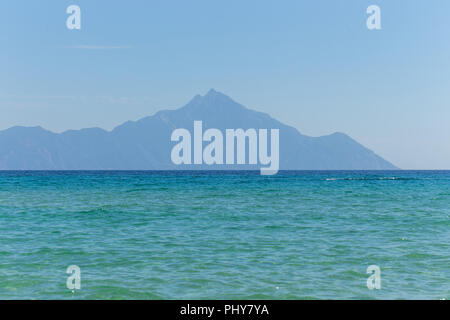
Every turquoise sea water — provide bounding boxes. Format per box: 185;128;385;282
0;171;448;300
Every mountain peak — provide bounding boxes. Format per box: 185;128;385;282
184;89;224;105
205;88;220;97
203;88;230;101
182;89;243;113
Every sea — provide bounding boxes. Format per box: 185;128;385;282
0;170;448;299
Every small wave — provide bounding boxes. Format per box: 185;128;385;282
325;177;417;181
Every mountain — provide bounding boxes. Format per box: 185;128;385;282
0;89;397;170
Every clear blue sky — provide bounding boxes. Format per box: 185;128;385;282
1;0;449;169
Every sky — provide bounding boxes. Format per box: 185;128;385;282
1;0;449;169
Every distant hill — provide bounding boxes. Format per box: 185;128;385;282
0;89;397;170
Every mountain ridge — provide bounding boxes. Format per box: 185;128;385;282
0;90;398;170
